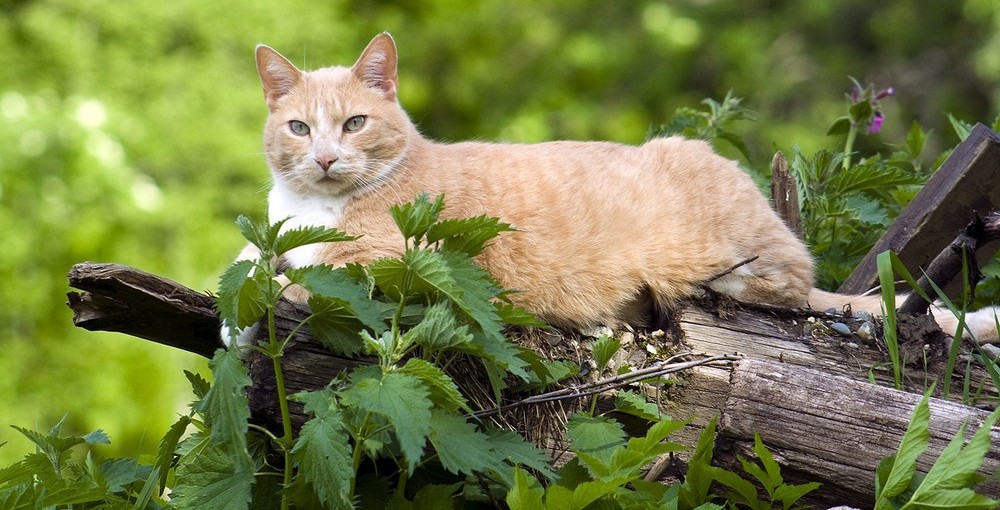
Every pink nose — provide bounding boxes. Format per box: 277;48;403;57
315;156;338;171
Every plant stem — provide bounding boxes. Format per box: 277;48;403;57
268;303;295;510
842;123;857;171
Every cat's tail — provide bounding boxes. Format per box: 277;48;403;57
807;288;1000;344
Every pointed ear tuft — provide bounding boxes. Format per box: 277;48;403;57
256;45;302;111
351;32;398;100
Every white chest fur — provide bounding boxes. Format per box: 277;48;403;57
268;180;349;267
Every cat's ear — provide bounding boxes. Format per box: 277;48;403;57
351;32;398;100
256;45;302;111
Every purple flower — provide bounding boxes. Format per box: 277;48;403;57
875;87;895;100
868;112;884;134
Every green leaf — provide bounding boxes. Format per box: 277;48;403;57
591;335;621;374
235;214;278;252
83;429;110;446
506;467;545;510
875;390;932;508
285;264;387;334
170;445;254;510
291;390;354;510
680;415;720;508
613;390;661;421
905;120;927;159
402;301;474;352
400;358;471;413
185;370;211;400
272;225;356;256
427;410;494;475
751;433;783;490
98;457;151;492
217;259;267;331
948;114;973;141
426;215;515;256
494;301;547;328
485;429;557;481
906;488;1000;508
338;371;432;473
826;116;852;136
565;413;626;475
306;295;368;356
156;415;192;493
774;481;822;508
197;349;252;453
391;193;444;243
911;407;1000;501
412;483;461;509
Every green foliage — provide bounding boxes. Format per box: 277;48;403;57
874;388;1000;509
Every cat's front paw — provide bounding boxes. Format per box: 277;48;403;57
220;322;261;349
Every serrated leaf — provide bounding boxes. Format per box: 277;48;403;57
751;433;782;490
235;214;278;251
156;415;191;493
306;295;368;356
185;370;211;400
905;121;927;159
948;114;973;141
83;429;110;446
272;225;357;256
774;481;822;507
591;335;621;374
427;411;494;475
170;445;254;510
426;215;514;256
400;358;470;413
285;264;386;334
485;429;557;481
403;301;473;352
680;415;719;508
614;390;661;421
391;193;443;243
197;349;251;454
291;390;354;510
907;488;1000;508
338;371;432;473
98;458;151;492
217;259;267;331
565;413;626;475
494;301;547;328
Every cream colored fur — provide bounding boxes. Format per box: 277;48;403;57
243;33;999;344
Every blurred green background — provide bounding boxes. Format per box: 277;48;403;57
1;0;998;463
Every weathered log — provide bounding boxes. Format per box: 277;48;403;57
65;262;1000;507
839;123;1000;296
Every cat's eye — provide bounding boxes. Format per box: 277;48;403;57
288;120;310;136
343;115;366;133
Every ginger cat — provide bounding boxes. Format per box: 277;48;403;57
239;32;998;344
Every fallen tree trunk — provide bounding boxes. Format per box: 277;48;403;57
66;262;1000;508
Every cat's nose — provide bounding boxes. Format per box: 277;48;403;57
315;156;338;171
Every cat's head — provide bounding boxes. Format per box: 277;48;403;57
256;33;412;197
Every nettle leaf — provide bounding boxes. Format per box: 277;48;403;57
613;390;661;421
10;425;84;471
400;358;470;413
291;389;354;510
285;264;386;334
185;370;211;400
98;457;151;492
591;335;621;374
235;214;278;251
403;301;473;352
197;349;252;452
170;445;254;510
217;259;267;331
391;193;444;243
156;415;192;493
426;215;515;256
306;295;368;356
272;225;357;256
485;429;557;481
338;371;432;473
427;411;494;476
412;483;462;508
565;413;626;475
494;301;547;328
